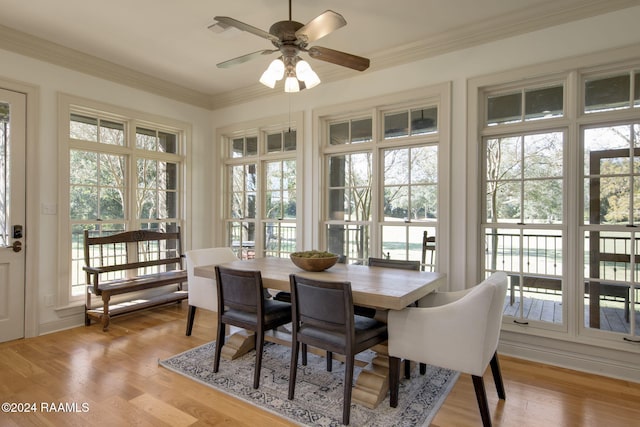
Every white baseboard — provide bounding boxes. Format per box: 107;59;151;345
499;331;640;383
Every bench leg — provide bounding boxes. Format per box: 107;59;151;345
101;294;111;332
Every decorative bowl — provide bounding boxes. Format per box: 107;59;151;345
290;251;339;272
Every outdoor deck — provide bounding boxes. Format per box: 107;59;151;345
503;294;638;334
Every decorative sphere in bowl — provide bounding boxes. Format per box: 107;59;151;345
290;250;339;272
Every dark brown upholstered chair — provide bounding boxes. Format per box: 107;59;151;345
367;256;425;378
213;265;292;389
288;274;388;425
367;257;421;271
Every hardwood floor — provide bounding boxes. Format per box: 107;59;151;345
1;302;639;426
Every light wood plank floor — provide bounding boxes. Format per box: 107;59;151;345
1;301;639;426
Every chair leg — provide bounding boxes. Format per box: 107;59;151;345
288;341;300;400
404;359;411;379
419;362;426;375
472;374;492;427
185;305;197;336
253;331;264;389
327;351;333;372
301;343;307;366
389;356;401;408
343;354;355;425
489;352;506;400
213;321;225;373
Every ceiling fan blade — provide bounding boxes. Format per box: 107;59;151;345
217;49;276;69
295;10;346;43
307;46;370;72
212;16;280;43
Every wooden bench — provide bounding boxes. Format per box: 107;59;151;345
83;228;188;331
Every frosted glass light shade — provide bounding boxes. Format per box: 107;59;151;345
259;59;285;88
295;59;320;89
284;76;300;92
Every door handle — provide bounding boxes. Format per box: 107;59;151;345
5;241;22;252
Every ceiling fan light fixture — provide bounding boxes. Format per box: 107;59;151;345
295;59;321;89
284;75;300;93
259;59;285;88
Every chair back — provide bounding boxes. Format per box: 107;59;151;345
421;231;436;271
289;275;353;334
368;257;420;271
482;272;508;363
185;247;238;310
215;266;263;314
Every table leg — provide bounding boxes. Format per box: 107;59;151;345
220;328;255;360
351;342;390;409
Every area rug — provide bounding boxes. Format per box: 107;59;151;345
159;341;458;426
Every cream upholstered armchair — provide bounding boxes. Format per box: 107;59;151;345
387;272;508;427
185;247;239;336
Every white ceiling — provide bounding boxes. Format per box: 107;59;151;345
0;0;636;108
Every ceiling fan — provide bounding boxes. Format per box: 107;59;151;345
210;0;370;92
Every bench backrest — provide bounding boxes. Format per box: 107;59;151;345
84;228;184;278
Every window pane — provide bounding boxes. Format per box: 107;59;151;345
267;133;282;152
246;136;258;156
585;74;631;112
487;93;521;125
486;136;521;182
523;133;563;179
384;111;408;139
411;107;437;134
70;185;97;220
487;181;521;222
100;120;125;146
100;187;125;220
136;127;157;150
524;179;563;223
384;186;408;220
328;152;372;221
351;118;372;143
70;150;97;185
158;131;177;154
326;224;370;264
264;222;296;257
284;130;296;151
329;122;348;145
525;86;563;121
485;228;520;272
583;230;632;331
584;125;631;175
231;138;244;157
70;114;98;141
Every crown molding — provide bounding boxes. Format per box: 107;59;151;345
0;23;213;109
0;0;637;111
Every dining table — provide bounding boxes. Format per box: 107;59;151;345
194;256;446;409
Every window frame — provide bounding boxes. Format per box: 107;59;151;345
57;94;190;306
217;113;304;258
314;84;451;270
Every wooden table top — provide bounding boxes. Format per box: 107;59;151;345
194;257;445;311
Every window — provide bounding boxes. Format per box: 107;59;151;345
60;98;187;302
478;62;640;341
221;117;302;259
320;86;449;268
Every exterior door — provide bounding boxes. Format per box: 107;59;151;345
0;88;26;342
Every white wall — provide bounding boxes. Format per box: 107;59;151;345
0;49;213;332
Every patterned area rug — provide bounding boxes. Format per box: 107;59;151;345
159;341;459;427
